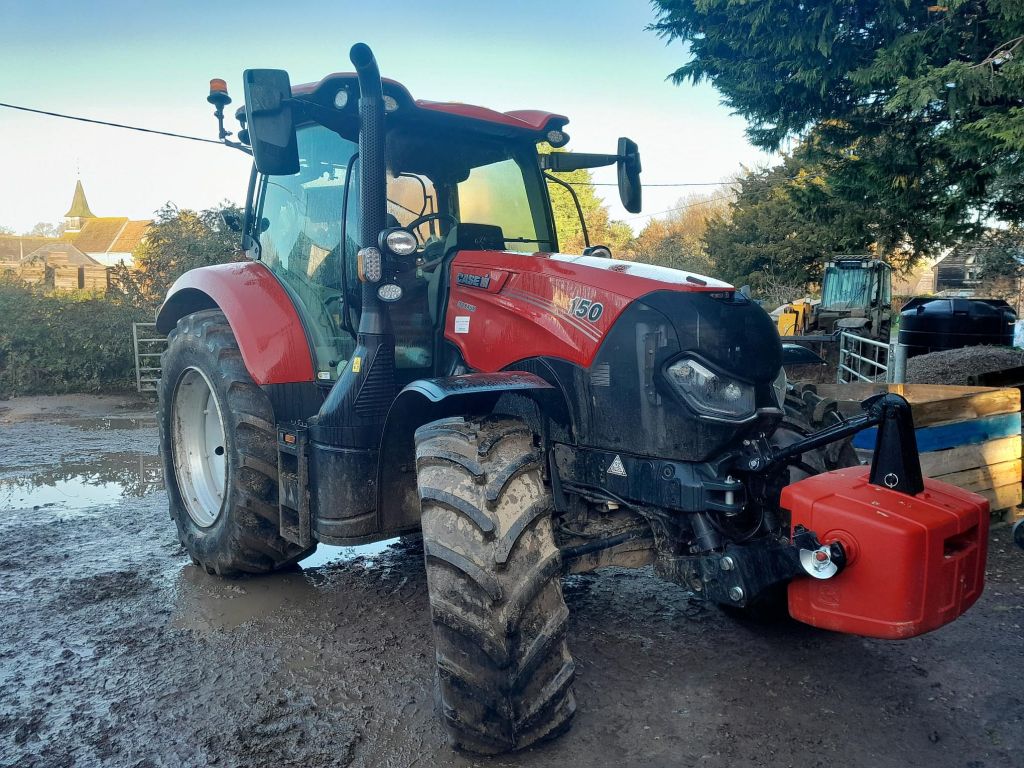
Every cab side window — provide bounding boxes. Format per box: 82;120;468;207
257;125;359;381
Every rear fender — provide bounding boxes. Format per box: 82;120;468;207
156;262;314;385
376;371;567;534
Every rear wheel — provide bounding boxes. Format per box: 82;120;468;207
415;416;576;754
159;310;314;575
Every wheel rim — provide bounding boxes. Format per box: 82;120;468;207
171;367;227;528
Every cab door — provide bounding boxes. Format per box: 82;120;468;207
252;125;360;383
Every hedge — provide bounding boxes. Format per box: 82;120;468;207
0;280;149;398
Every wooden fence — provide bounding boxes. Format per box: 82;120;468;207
815;383;1023;521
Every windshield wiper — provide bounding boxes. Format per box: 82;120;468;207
504;237;555;244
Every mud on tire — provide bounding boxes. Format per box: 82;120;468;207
159;309;313;575
415;416;576;754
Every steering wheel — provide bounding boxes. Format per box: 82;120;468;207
405;213;458;245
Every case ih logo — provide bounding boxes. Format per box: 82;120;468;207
456;272;491;289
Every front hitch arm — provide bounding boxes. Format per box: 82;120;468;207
745;393;924;496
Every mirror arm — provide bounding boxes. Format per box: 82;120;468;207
220;139;253;156
540;152;619;172
544;172;590;249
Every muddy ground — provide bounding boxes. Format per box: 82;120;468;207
1;394;1022;768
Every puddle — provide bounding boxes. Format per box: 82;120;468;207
173;537;422;633
0;453;163;512
70;416;155;431
173;565;320;632
299;538;400;568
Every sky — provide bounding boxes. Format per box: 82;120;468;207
0;0;770;236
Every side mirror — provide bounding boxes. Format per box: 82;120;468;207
242;69;299;175
538;138;642;213
617;137;642;214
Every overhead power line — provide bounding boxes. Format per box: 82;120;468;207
0;101;223;145
1;101;752;198
569;180;737;188
622;193;736;222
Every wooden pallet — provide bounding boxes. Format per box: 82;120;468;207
813;383;1023;521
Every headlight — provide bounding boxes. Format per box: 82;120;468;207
376;283;403;302
773;367;787;409
665;358;755;419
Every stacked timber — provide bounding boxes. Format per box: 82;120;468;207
80;266;110;290
51;265;82;291
813;382;1022;521
48;265;111;291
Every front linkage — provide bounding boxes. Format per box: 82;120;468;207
653;393;924;608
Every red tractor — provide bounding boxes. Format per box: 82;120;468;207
158;44;989;754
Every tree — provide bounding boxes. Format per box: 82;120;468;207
631;191;731;274
0;226;13;236
113;202;243;307
650;1;1024;256
25;222;64;238
541;145;634;255
974;227;1024;309
704;143;921;291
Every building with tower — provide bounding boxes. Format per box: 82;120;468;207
0;178;152;287
64;179;96;234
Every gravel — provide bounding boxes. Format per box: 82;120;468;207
903;345;1024;385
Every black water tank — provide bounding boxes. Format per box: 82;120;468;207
898;297;1016;358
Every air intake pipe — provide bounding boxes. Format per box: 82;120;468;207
349;42;390;338
310;43;394;446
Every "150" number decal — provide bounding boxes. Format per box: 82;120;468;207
569;296;604;323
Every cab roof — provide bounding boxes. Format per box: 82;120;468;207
291;73;569;141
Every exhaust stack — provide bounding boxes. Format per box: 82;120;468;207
307;43;395;540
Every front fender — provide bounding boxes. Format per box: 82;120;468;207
156;262;314;385
376;371;557;534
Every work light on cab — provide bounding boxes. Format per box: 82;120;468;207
546;129;569;147
357;246;382;282
382;229;417;256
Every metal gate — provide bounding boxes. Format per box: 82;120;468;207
837;331;891;383
132;322;167;393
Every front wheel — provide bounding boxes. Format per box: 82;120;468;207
159;309;313;575
415;416;576;754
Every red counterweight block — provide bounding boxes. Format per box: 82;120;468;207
783;466;989;639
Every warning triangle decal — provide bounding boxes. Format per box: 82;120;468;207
607;455;627;477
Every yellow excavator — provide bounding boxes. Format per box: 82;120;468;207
774;256;893;342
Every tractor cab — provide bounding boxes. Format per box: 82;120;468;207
250;103;556;386
232;68;640;391
818;256;892;336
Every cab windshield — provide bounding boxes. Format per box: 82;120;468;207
385;125;555;251
820;266;872;310
256;123;554;381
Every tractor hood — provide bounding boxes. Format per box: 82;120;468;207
444;249;772;372
443;249;783;462
541;252;734;298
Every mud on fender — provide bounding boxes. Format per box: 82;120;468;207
782;466;989;639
